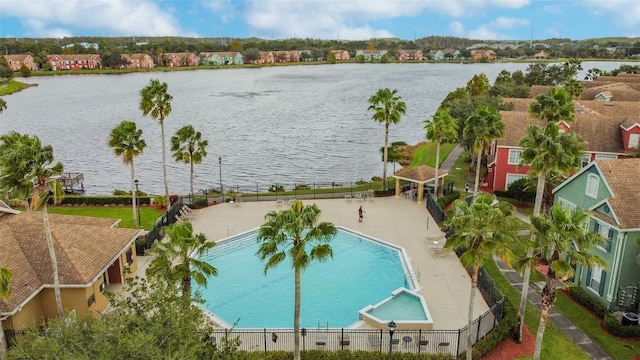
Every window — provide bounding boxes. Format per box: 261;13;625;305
508;149;522;165
87;293;95;307
126;248;134;266
586;174;599;198
581;154;591;167
629;133;639;149
506;174;526;189
587;265;607;296
557;197;576;211
594;222;614;252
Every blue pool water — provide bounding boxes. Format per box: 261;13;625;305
194;228;409;328
367;291;428;321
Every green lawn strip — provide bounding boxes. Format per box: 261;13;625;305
554;291;640;360
484;259;592;360
0;80;35;95
410;142;457;167
444;150;476;190
46;206;164;230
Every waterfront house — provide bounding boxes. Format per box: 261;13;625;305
470;49;496;62
442;48;461;60
330;50;350;61
486;99;639;190
0;207;141;332
259;51;276;64
2;54;38;71
162;52;199;67
429;50;444;61
552;158;640;313
121;53;155;69
355;50;388;61
199;52;244;65
396;49;423;61
46;54;101;70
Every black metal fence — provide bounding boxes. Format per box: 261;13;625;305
425;192;446;225
137;198;184;254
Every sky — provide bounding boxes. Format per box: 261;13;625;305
0;0;639;41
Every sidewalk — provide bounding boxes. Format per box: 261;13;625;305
495;210;613;360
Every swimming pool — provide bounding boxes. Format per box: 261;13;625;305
194;227;415;328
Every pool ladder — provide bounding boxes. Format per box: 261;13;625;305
406;269;420;284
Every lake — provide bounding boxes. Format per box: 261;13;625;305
0;62;631;195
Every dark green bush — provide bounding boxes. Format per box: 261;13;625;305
567;286;608;318
471;300;517;359
294;184;310;190
269;184;285;193
373;189;395;197
58;196;152;206
493;190;509;198
437;191;460;208
194;197;208;208
604;314;640;337
507;178;536;203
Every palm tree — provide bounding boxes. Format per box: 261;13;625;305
0;266;12;359
0;97;6;113
424;108;458;198
0;133;65;318
170;125;208;201
514;86;582;343
368;88;406;191
256;200;337;360
463;106;505;196
108;120;147;229
564;79;584;99
139;79;173;211
526;205;606;360
528;87;575;123
443;193;518;360
146;221;217;302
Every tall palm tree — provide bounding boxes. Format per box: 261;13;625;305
0;133;65;318
368;88;406;191
443;193;518;360
564;79;584;99
514;86;581;343
463;106;505;196
139;79;173;211
170;125;208;201
528;87;575;123
256;200;337;360
424;108;458;198
108;120;147;229
146;221;217;302
0;266;12;359
526;205;606;360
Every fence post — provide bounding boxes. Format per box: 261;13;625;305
263;328;267;354
256;184;259;202
417;329;422;354
313;183;316;199
457;328;462;357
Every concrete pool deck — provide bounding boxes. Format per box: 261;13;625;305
189;196;490;330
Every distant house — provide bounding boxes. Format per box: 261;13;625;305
582;82;640;102
0;207;141;331
2;54;38;71
534;50;549;59
47;54;101;70
429;50;444;61
395;49;423;61
274;51;300;63
470;49;496;62
330;50;350;61
162;52;199;67
442;48;461;60
200;52;244;65
259;51;275;64
355;50;388;61
121;53;155;69
552;158;640;313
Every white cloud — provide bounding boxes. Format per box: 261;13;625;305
0;0;183;37
543;5;563;14
462;17;529;40
450;21;465;36
491;17;529;29
203;0;236;23
583;0;640;36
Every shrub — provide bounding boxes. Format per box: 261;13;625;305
493;190;510;198
355;179;368;185
605;314;640;337
194;197;208;208
437;191;460;209
268;184;285;193
373;189;394;197
471;300;517;359
371;176;382;182
153;195;167;208
567;286;608;317
507;178;536;203
59;196;151;206
294;183;310;191
113;189;129;196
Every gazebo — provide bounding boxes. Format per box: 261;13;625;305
392;165;448;204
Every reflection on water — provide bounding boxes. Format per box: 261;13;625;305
0;62;631;195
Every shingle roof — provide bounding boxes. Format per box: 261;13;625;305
581;83;640;102
393;165;446;183
0;212;140;314
595;159;640;228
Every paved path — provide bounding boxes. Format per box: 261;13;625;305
495;211;613;360
440;144;465;173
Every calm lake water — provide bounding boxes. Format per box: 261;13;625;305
0;62;631;195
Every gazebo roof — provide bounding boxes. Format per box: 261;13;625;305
392;165;448;184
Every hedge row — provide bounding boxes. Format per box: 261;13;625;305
437;191;460;209
471;300;517;359
58;196;152;206
231;350;453;359
567;286;640;337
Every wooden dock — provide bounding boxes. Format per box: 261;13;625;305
52;172;85;193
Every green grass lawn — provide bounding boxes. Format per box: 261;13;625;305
410;142;457;167
484;259;592;360
46;206;164;230
554;291;640;360
444;150;477;190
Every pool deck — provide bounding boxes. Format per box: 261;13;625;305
190;197;489;331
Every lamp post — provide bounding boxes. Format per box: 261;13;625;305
134;179;141;229
465;183;469;202
387;320;396;360
218;157;223;204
